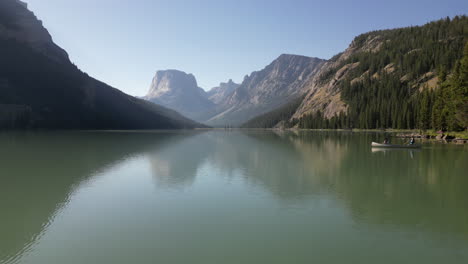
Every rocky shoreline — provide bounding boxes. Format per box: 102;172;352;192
396;133;467;144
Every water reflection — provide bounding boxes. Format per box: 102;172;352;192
193;131;467;240
149;133;214;189
0;131;198;263
146;130;468;240
338;139;468;238
1;130;467;263
204;131;349;198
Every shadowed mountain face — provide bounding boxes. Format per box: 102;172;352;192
0;0;69;63
144;70;216;122
0;0;200;129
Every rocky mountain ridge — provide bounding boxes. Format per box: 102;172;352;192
0;0;69;63
292;34;385;120
206;79;240;105
144;54;326;126
206;54;326;126
0;0;201;129
243;16;467;131
6;0;463;130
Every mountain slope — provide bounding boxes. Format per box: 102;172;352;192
244;16;468;131
206;79;240;105
295;16;468;130
0;0;200;129
143;70;215;122
241;96;304;129
206;54;326;126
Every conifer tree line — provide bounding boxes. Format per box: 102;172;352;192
296;16;468;131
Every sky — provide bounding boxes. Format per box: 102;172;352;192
24;0;468;96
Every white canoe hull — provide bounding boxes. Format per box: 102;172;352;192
371;142;421;148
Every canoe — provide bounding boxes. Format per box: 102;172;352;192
371;142;421;148
371;147;422;153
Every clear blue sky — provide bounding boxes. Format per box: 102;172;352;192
24;0;467;96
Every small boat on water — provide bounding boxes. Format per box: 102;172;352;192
371;142;422;149
371;147;422;153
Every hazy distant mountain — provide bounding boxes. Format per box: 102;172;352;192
205;54;326;126
144;55;326;127
144;70;216;122
0;0;200;129
206;79;240;105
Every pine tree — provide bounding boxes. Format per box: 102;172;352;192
453;43;468;130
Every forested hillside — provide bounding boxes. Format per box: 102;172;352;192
244;16;468;131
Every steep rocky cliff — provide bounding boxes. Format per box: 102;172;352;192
144;70;215;122
206;79;240;105
206;54;326;126
292;35;384;120
144;55;325;126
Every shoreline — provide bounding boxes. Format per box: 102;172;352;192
230;128;468;144
2;127;467;144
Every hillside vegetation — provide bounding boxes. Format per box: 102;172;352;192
244;16;468;132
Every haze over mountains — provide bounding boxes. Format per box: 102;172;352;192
1;0;466;131
143;70;215;121
206;79;240;105
0;0;200;129
144;17;467;130
144;55;325;126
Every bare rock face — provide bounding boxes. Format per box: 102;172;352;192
144;70;215;122
0;0;69;63
206;54;326;126
206;79;240;105
292;35;385;121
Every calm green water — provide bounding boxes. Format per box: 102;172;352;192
1;130;467;264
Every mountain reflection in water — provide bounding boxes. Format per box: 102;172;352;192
1;130;467;264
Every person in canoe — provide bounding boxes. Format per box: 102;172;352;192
383;138;389;144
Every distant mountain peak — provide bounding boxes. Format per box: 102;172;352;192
205;54;327;126
154;69;197;82
278;53;306;59
144;70;214;122
146;70;199;98
207;79;240;105
155;69;195;77
277;53;324;61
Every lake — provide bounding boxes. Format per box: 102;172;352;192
1;130;467;264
